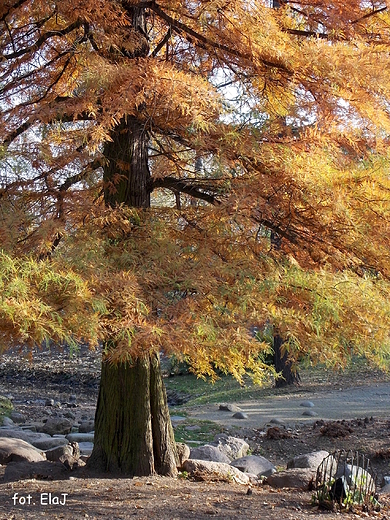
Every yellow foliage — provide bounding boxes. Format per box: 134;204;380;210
2;0;390;382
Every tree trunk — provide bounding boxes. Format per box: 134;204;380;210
88;352;177;476
88;114;178;476
273;334;301;388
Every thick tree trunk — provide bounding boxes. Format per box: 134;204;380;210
273;334;301;388
88;113;178;476
88;352;177;476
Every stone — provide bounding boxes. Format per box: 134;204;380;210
211;434;249;461
190;445;230;463
302;410;318;417
2;416;15;427
219;403;242;412
0;428;52;446
63;411;76;420
32;437;69;450
45;442;80;469
287;451;330;470
382;476;390;488
66;432;94;443
231;455;276;477
3;460;69;482
269;418;285;425
10;411;26;424
0;437;45;464
77;441;94;455
176;442;190;466
300;400;315;408
78;420;95;433
182;459;250;484
45;398;55;407
232;412;248;420
266;468;316;489
41;417;73;436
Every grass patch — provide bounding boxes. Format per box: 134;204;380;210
0;395;13;423
173;418;225;444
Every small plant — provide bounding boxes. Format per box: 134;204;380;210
315;450;378;512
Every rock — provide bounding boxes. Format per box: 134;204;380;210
176;442;190;466
380;484;390;495
0;428;53;446
32;437;69;450
382;476;390;488
0;438;45;464
231;455;276;477
4;460;69;482
211;434;249;461
182;459;250;484
78;442;94;455
232;412;248;420
66;432;94;443
302;410;318;417
269;418;285;425
287;451;330;470
219;403;242;412
10;411;26;424
266;468;316;489
41;417;73;436
45;398;55;407
78;420;95;433
63;411;76;420
2;416;15;427
190;445;230;463
300;400;315;408
45;442;80;469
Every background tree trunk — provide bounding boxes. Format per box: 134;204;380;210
273;334;301;388
88;115;178;476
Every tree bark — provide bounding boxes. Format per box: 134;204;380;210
88;114;178;476
88;352;177;476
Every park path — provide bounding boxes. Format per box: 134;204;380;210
185;381;390;429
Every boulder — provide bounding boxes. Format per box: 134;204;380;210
265;468;316;489
232;412;248;420
219;404;242;413
190;445;230;463
45;442;80;469
287;451;330;470
0;437;45;464
176;442;190;466
32;437;69;450
211;434;249;461
41;417;73;436
2;417;15;427
182;459;250;484
66;432;94;443
4;460;69;482
78;442;94;455
231;455;276;477
78;420;95;433
10;411;26;424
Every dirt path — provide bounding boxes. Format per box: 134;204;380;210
186;381;390;429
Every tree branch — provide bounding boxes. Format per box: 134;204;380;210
2;19;84;60
151;176;221;205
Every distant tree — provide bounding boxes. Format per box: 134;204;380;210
2;0;390;476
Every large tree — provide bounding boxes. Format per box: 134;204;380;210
2;0;390;476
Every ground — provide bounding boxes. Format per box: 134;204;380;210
0;347;390;519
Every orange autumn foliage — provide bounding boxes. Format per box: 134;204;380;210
1;0;390;380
